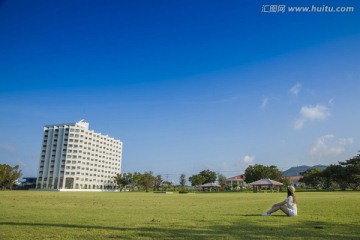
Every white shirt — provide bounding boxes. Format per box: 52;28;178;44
285;196;297;216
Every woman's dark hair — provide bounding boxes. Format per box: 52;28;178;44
287;188;297;204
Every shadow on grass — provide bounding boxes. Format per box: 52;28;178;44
0;222;129;231
0;219;359;239
241;214;287;217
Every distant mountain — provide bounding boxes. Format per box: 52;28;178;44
283;165;328;176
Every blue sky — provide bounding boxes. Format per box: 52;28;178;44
1;0;359;183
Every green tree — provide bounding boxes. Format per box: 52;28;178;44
300;167;325;189
188;174;206;186
199;169;217;183
268;165;283;181
142;171;155;192
339;152;360;190
179;173;186;187
217;173;227;187
321;164;349;190
244;164;283;183
113;173;122;190
334;165;349;191
153;174;163;191
0;164;22;190
132;172;143;191
188;169;217;186
113;172;133;190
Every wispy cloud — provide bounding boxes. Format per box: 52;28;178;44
294;118;306;129
243;155;255;165
1;144;16;153
261;97;269;109
309;134;353;160
294;104;330;129
289;83;302;96
261;96;278;109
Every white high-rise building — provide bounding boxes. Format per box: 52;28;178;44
36;120;122;190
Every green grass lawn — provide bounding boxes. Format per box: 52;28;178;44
0;191;359;239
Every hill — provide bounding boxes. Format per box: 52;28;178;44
283;165;328;176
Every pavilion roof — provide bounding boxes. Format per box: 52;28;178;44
200;182;221;187
248;178;283;186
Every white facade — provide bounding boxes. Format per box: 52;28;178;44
36;120;122;190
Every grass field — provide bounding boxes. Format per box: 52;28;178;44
0;191;359;239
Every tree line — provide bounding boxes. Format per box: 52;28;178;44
113;169;229;191
113;171;169;192
242;152;360;191
300;152;360;190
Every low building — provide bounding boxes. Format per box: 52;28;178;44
21;177;37;190
285;176;303;187
226;174;247;189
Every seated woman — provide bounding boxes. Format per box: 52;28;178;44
262;186;297;216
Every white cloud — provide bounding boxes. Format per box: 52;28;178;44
289;83;302;95
1;144;16;153
243;155;255;165
309;134;353;160
294;104;330;129
300;104;330;120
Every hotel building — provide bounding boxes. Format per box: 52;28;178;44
36;120;122;190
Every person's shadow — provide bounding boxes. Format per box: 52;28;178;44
242;214;286;217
